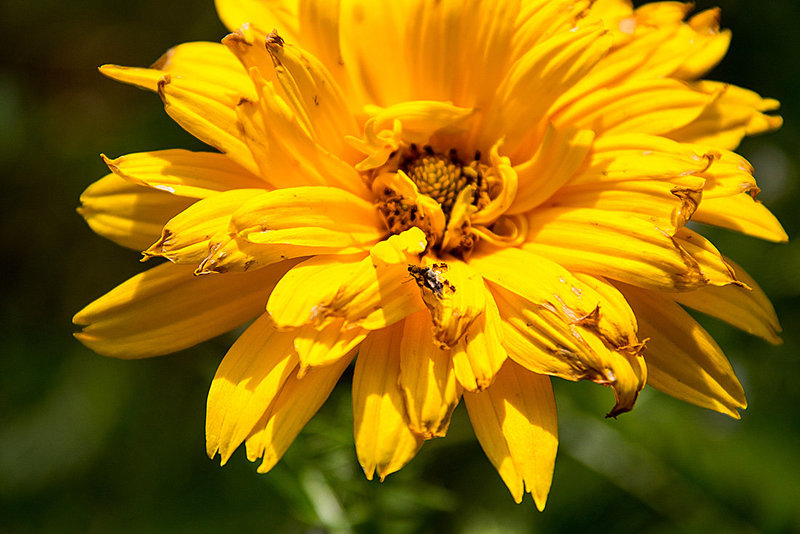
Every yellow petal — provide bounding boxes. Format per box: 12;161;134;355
452;287;507;392
101;150;265;199
267;227;428;330
247;350;354;473
264;34;359;157
581;330;647;417
215;0;300;39
197;231;360;276
99;41;253;97
470;246;638;348
267;253;365;327
673;227;738;287
572;272;640;341
205;314;298;464
491;283;645;416
523;207;706;291
464;360;558;510
673;9;732;79
471;141;519;226
480;24;611;157
235;72;366;196
492;283;599;376
605;9;731;82
145;189;264;264
413;256;486;348
507;124;594;215
692;192;789;243
620;283;747;418
512;1;593;61
296;0;348;88
231;186;384;245
293;319;368;377
558;27;675;104
633;1;693;25
672;259;782;345
194;186;383;274
73;261;290;358
554;78;714;137
78;173;193;250
569;133;716;187
695;147;757;199
351;101;475;170
550;177;704;234
406;0;517;108
338;0;414;106
158;75;260;175
398;311;462;439
352;326;425;481
668;82;782;150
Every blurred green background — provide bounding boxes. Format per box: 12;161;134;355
1;1;798;532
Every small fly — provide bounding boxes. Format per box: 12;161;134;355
407;263;455;299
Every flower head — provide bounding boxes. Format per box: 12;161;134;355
75;0;786;508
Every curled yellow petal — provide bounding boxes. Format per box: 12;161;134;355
398;311;462;439
491;283;645;416
413;256;486;348
673;227;739;287
231;186;383;245
569;133;717;186
158;74;260;175
193;186;384;274
267;253;365;328
267;228;428;330
349;100;476;170
470;246;638;348
550;178;704;234
523;207;706;291
264;32;359;157
452;286;507;392
146;189;263;264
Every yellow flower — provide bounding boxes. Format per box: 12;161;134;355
74;0;786;508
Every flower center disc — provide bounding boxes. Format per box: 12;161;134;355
403;152;469;214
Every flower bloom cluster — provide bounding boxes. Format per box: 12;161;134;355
75;0;785;507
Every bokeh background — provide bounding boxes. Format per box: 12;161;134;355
1;1;798;532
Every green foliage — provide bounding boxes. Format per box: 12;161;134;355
1;0;799;532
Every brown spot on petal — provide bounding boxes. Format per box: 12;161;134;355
571;305;601;328
670;186;703;226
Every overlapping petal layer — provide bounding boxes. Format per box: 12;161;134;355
77;0;786;509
